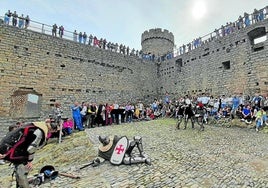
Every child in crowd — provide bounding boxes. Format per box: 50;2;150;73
255;107;267;132
62;118;74;136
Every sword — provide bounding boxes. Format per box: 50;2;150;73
59;172;80;179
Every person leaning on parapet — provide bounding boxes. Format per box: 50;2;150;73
244;12;250;27
52;23;57;37
59;25;64;38
4;10;12;25
24;15;30;29
0;120;52;188
252;8;260;23
82;32;87;44
88;34;93;45
78;32;83;43
73;30;78;42
18;14;24;28
237;15;244;30
12;11;18;26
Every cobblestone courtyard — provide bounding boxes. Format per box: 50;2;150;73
1;118;268;188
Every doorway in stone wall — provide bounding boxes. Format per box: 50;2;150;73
10;88;42;118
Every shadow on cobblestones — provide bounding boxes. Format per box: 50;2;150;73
0;118;268;188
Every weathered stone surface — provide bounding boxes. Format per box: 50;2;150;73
1;20;268;123
0;119;268;187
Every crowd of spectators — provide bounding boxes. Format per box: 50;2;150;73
168;93;268;132
71;30;142;57
3;6;268;62
3;10;30;29
49;26;143;58
178;6;268;55
49;92;267;133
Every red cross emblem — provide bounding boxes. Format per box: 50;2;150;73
115;144;125;154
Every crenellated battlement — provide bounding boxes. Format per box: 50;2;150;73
141;28;174;44
141;28;174;56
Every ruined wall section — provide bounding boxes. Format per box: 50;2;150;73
0;25;158;118
158;20;268;98
141;28;174;56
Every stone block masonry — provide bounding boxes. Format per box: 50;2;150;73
0;25;158;119
0;18;268;123
158;20;268;98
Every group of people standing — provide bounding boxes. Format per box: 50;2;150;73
178;6;268;55
52;24;64;38
3;10;30;29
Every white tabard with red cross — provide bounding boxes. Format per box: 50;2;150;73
110;136;129;165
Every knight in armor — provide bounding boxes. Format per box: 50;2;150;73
98;135;151;165
0;120;52;188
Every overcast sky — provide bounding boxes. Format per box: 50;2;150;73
1;0;267;51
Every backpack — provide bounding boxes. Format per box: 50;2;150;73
0;124;37;163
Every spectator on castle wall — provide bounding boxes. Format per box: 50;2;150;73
135;50;139;56
73;30;77;42
52;23;57;37
107;42;111;50
59;25;64;38
119;44;123;54
237;16;243;29
12;11;18;26
18;14;24;28
114;43;118;53
244;12;250;27
252;8;260;23
88;34;93;45
123;45;126;55
93;36;99;46
99;38;103;48
182;44;186;54
179;46;183;55
126;46;130;55
82;32;87;44
78;32;82;43
108;43;112;51
214;29;220;38
221;25;225;37
4;10;12;25
130;48;135;56
103;38;107;49
259;8;264;21
187;43;191;52
24;15;30;29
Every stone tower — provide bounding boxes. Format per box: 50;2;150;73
141;28;174;56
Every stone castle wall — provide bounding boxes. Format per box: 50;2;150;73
141;28;174;56
0;25;158;119
1;18;268;125
157;19;268;99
